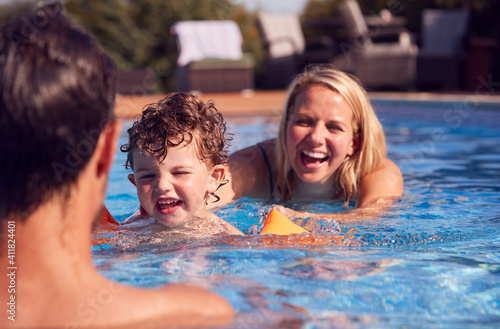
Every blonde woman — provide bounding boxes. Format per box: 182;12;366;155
213;64;403;223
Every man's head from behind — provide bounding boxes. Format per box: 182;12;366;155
0;3;116;220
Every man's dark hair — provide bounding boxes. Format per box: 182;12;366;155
0;3;116;220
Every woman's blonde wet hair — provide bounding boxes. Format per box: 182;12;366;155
275;64;386;204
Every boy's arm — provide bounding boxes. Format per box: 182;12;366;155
121;205;150;224
224;221;245;235
210;213;244;235
120;209;142;224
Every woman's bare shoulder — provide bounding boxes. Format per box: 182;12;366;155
357;157;403;207
212;139;276;207
230;138;275;162
228;139;275;197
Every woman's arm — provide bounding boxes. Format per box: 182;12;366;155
275;200;395;225
275;157;403;224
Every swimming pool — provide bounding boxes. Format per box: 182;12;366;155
98;98;500;328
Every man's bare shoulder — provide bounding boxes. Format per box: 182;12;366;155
100;282;235;328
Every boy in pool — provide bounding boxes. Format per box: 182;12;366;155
0;4;234;328
119;93;243;237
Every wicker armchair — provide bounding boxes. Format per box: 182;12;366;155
332;0;418;90
171;21;254;93
257;12;334;89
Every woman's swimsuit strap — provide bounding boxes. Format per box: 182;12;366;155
257;142;274;196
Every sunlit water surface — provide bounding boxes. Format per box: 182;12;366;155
97;100;500;328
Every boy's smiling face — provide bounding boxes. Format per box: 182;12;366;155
129;141;223;228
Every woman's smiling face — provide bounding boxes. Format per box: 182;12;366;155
286;84;358;191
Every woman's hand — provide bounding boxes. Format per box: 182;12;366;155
274;201;397;225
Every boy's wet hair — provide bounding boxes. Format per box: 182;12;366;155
121;92;230;170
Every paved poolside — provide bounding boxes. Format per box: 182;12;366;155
114;90;500;119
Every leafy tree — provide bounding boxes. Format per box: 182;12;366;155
231;4;266;84
0;0;241;91
65;0;155;70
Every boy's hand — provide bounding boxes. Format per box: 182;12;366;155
274;205;309;220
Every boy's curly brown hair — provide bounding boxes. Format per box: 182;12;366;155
121;92;230;170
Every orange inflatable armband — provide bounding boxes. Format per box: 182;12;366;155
260;208;308;235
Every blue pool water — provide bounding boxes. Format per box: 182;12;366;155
98;99;500;328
